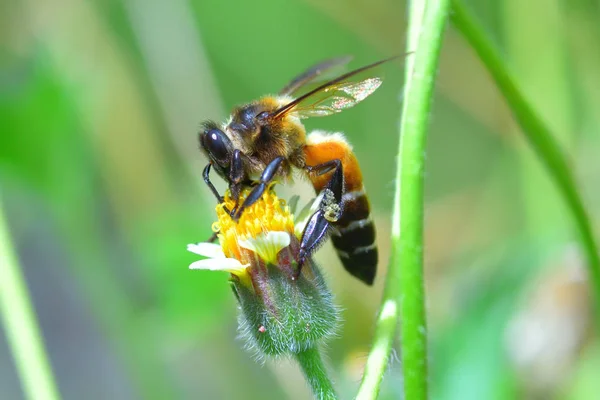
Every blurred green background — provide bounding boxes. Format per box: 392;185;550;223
1;0;600;399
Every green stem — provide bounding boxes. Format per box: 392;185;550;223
295;347;337;400
451;0;600;315
355;298;398;400
0;197;61;400
357;0;450;399
396;1;450;399
356;1;424;398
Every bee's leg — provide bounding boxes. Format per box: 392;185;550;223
231;156;285;220
295;159;344;277
305;159;344;205
201;165;224;242
295;207;329;277
203;164;223;203
303;133;377;285
208;232;220;243
203;163;234;216
228;150;245;206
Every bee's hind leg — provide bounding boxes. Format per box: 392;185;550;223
305;159;344;205
295;159;344;278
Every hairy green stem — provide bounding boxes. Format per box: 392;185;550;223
0;197;61;400
396;1;450;398
295;347;337;400
451;0;600;316
356;1;425;399
357;0;450;398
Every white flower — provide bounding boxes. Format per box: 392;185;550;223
187;242;249;275
188;230;291;274
239;231;290;265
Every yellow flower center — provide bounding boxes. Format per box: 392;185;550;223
212;187;295;262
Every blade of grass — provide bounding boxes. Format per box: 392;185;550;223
503;0;574;237
357;0;450;398
450;0;600;315
0;195;61;400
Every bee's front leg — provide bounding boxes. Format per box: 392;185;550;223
230;156;285;221
201;164;224;242
202;163;224;203
227;150;245;207
296;159;344;277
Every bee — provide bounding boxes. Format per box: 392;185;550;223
200;56;395;285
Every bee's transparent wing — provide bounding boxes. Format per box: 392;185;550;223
291;78;382;118
279;56;353;96
270;55;399;120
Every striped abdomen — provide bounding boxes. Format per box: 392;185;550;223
303;131;378;285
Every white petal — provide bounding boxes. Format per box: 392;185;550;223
265;231;291;250
189;257;247;274
239;231;290;265
187;242;225;258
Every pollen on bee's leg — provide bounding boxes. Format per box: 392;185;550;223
324;206;341;222
322;189;341;222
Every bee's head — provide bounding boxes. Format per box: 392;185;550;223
199;121;233;176
227;100;280;144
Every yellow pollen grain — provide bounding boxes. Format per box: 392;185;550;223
214;188;295;260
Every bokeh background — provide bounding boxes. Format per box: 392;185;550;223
2;0;600;399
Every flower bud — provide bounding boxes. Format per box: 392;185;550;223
189;187;340;358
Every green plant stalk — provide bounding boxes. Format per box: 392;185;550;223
396;1;450;398
355;0;427;398
355;298;398;400
451;0;600;314
0;197;61;400
357;0;450;398
295;347;337;400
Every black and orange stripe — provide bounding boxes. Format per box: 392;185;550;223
330;187;377;285
303;132;378;285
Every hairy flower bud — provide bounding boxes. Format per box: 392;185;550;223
235;243;339;357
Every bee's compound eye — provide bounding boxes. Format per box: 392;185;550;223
202;128;231;164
